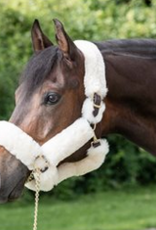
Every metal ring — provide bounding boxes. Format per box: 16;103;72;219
34;155;49;173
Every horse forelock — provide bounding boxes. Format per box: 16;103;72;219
20;46;61;95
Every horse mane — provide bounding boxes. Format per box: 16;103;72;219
95;39;156;59
20;39;156;95
20;46;60;94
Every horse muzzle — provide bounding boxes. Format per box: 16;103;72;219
0;147;30;203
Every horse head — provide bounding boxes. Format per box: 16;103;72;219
0;19;88;202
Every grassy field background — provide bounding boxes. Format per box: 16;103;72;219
0;186;156;230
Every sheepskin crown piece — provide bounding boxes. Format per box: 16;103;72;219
0;41;109;192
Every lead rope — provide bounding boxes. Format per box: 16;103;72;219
31;123;98;230
33;168;41;230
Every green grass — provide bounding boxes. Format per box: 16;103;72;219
0;186;156;230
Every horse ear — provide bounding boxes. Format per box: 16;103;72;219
31;19;53;52
53;19;77;61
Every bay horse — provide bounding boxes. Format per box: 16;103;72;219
0;19;156;203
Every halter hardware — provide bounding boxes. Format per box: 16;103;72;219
93;93;102;117
34;155;49;173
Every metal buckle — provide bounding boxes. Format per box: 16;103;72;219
93;93;101;117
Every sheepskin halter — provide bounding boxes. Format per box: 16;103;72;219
0;40;109;192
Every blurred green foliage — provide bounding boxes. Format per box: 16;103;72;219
0;0;156;199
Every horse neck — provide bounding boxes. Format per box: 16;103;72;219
95;42;156;155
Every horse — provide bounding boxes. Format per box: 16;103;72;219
0;18;156;203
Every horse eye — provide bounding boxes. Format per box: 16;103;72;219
44;92;61;105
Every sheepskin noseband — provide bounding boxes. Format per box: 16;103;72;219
0;40;109;191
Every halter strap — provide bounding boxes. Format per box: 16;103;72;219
0;40;109;191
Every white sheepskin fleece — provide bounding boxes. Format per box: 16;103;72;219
0;40;109;192
41;118;94;166
26;162;58;191
74;40;108;98
82;98;105;124
57;139;109;184
0;121;41;170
